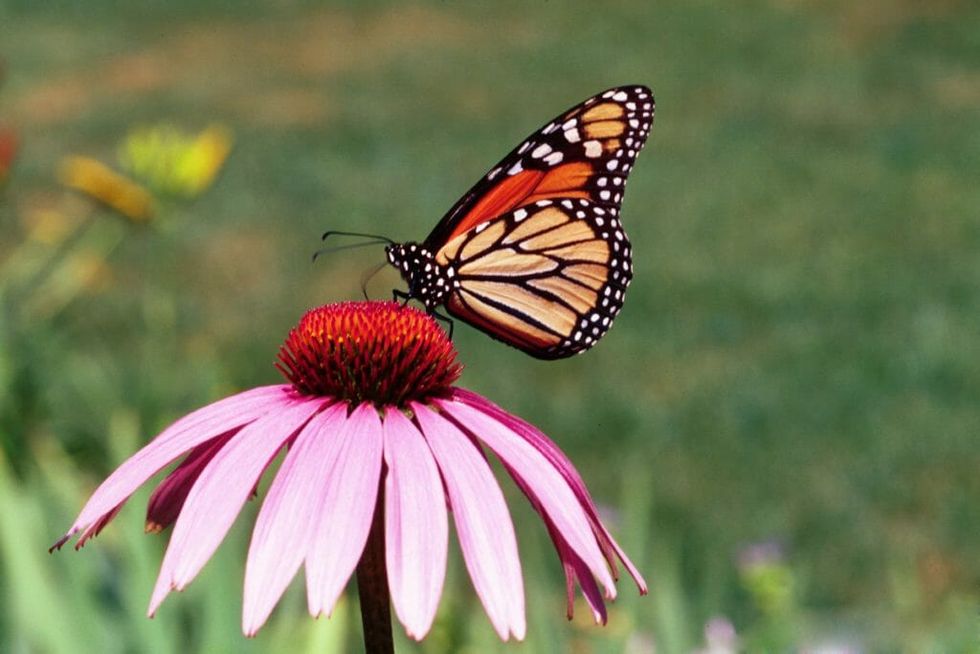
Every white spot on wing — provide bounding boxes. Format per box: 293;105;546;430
531;143;552;158
584;140;602;158
544;151;564;166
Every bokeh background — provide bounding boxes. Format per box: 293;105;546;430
2;1;980;652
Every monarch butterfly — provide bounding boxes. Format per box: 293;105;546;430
364;85;654;359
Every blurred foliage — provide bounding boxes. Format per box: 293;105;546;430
2;0;980;652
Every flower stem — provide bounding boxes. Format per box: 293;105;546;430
356;481;393;654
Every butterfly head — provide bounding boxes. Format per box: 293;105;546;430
385;242;454;310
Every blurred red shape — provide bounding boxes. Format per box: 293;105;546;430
0;127;17;183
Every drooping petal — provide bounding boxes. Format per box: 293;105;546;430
241;402;347;636
438;398;616;599
546;519;607;624
497;460;608;625
451;388;647;594
57;385;291;548
149;396;324;615
145;432;235;533
382;407;447;640
305;403;384;619
412;402;526;641
72;504;124;549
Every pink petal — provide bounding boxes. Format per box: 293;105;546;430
145;432;235;533
452;388;647;594
241;402;348;636
58;385;291;547
149;396;324;615
305;403;384;619
382;407;447;640
412;402;525;641
71;504;123;550
438;399;616;598
496;463;607;624
548;521;607;624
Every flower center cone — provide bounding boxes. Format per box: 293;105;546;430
277;301;461;406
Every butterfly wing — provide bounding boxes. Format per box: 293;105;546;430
435;199;631;359
423;85;654;250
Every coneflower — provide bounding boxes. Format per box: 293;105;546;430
54;301;645;650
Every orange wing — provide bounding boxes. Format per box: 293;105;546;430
436;199;632;359
424;85;654;249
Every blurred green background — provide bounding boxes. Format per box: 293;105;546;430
2;1;980;652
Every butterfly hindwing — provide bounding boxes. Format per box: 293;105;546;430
424;85;654;249
436;198;632;359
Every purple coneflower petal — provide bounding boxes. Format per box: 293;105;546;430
305;403;384;619
452;389;647;594
149;396;323;615
145;432;235;533
412;402;526;641
549;523;607;624
438;399;616;599
57;385;290;549
382;407;448;640
500;466;608;624
73;504;124;549
241;402;347;636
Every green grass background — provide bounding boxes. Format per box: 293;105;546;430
2;1;980;651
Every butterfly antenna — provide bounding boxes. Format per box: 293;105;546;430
313;238;398;263
359;260;388;300
321;229;394;245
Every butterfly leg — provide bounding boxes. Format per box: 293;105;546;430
430;308;455;339
392;289;411;307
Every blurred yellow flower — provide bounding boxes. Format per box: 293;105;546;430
58;156;154;223
118;123;233;198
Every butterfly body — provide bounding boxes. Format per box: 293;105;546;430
385;242;455;310
385;85;654;359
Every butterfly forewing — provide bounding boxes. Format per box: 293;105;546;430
381;85;652;358
439;199;632;359
424;85;654;249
